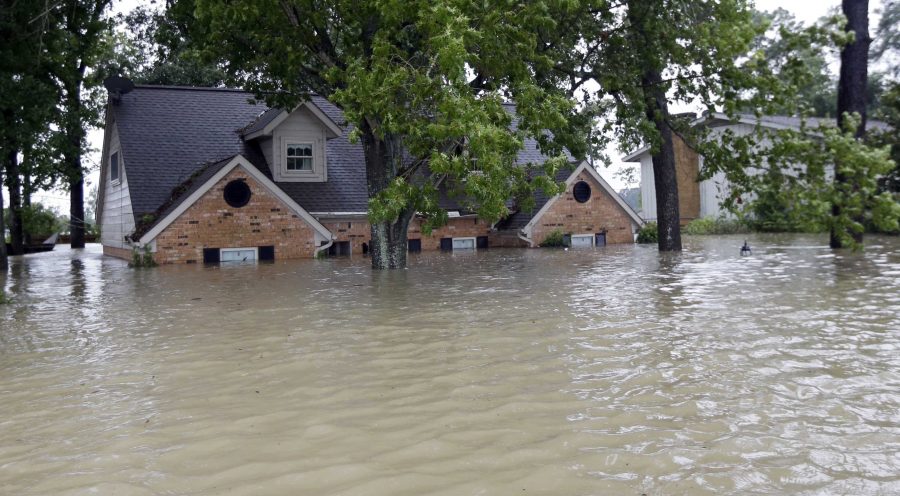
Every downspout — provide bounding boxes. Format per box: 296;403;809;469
314;238;335;257
518;229;535;248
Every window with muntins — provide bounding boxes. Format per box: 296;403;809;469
110;152;120;182
286;143;313;171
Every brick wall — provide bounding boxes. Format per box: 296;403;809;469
103;245;132;261
324;216;495;254
531;170;636;246
674;133;701;222
152;168;320;264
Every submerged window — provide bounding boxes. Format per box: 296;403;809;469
220;247;257;263
223;180;251;208
571;234;594;248
286;143;313;171
573;181;591;203
110;152;120;182
452;237;476;250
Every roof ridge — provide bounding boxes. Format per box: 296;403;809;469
132;84;250;93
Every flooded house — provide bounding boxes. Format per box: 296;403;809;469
97;79;642;264
623;113;890;224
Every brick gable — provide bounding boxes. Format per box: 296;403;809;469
153;168;320;263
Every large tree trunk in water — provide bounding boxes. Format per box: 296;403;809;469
5;149;24;255
831;0;870;248
65;89;86;249
22;165;31;246
628;0;682;252
360;121;414;269
642;70;682;252
0;156;7;271
69;175;85;248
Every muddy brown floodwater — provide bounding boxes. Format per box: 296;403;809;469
1;234;899;495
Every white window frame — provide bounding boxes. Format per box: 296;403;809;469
283;141;315;175
452;237;477;251
110;151;120;185
570;234;595;248
220;247;259;263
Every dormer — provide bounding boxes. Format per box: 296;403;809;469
242;102;342;183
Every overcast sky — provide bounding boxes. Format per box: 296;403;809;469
31;0;886;211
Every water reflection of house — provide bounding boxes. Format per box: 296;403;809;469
622;113;887;224
96;80;643;264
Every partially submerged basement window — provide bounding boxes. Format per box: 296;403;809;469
220;247;257;263
451;237;476;250
570;234;594;248
327;241;351;256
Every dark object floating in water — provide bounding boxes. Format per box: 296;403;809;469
740;240;752;256
5;233;57;255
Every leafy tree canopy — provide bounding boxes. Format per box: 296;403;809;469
192;0;588;238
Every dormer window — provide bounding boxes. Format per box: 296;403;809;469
285;143;313;172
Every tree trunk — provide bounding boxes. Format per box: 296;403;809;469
22;164;31;246
628;0;682;252
642;70;682;252
69;174;85;248
831;0;870;248
361;120;413;269
0;154;7;271
5;149;24;255
64;90;86;249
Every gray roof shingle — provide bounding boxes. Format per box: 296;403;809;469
114;85;563;225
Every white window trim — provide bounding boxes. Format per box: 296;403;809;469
571;234;595;247
282;140;316;176
452;236;477;251
220;246;259;263
110;150;121;185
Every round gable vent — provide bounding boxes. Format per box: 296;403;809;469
573;181;591;203
224;180;251;208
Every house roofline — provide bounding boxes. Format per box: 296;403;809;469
521;161;644;240
138;154;333;246
242;101;342;140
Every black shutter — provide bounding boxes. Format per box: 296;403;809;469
563;234;572;247
594;233;606;247
408;239;422;252
259;245;275;261
203;248;220;264
476;236;489;249
440;238;453;251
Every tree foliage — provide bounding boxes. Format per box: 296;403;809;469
193;0;587;268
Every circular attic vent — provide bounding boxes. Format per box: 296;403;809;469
223;180;251;208
573;181;591;203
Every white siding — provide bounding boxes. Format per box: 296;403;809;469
270;107;328;182
100;124;136;249
639;155;656;221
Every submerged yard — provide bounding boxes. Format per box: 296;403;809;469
0;235;899;495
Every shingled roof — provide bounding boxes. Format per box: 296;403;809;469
112;84;568;222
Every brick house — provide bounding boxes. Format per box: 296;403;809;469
97;81;642;264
